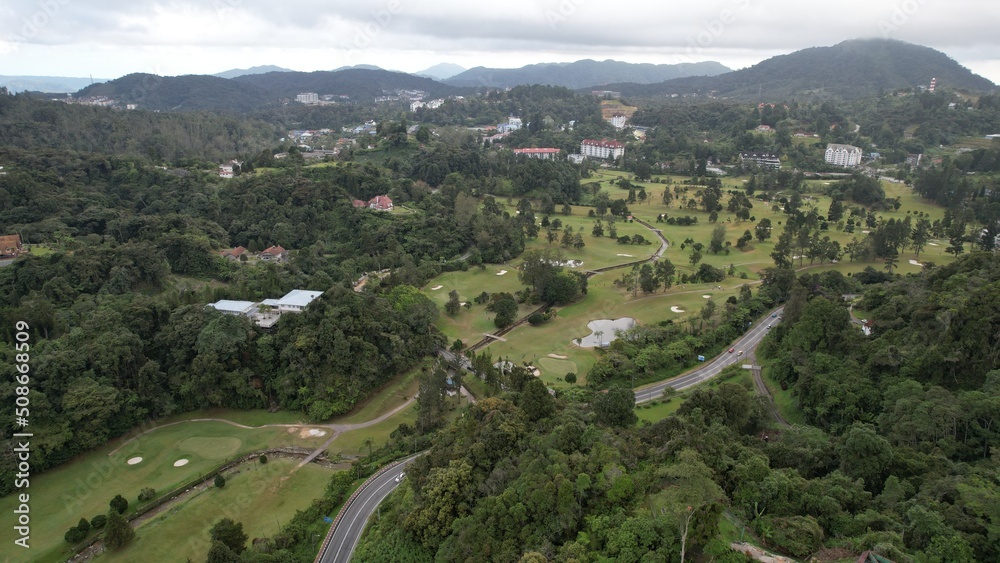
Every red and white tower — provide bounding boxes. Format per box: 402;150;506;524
929;77;937;93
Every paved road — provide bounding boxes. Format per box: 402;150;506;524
318;453;423;563
634;307;783;403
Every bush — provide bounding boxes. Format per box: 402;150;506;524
109;494;128;515
138;487;156;502
215;474;226;488
259;454;268;464
527;312;546;326
564;373;577;384
91;514;108;529
64;526;86;544
77;517;90;534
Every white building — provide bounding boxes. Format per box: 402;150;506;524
824;144;863;167
295;92;319;104
210;300;257;316
273;289;324;313
580;139;625;160
512;148;561;160
608;113;627;129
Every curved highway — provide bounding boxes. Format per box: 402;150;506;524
634;306;783;403
317;453;423;563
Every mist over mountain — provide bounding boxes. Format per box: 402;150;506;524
445;59;731;89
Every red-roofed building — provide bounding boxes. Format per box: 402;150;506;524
368;195;394;211
259;245;287;262
0;234;22;259
220;246;248;261
512;147;561;160
352;199;367;208
580;139;625;160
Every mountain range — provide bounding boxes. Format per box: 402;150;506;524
444;59;731;89
56;39;1000;112
212;65;293;79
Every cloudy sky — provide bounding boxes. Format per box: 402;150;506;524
2;0;999;83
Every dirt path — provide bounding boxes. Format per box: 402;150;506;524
109;396;417;456
749;352;790;428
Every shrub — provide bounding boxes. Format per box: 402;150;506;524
138;487;156;502
564;373;577;384
527;312;546;326
215;474;226;488
259;454;268;464
91;514;107;529
109;494;128;515
64;526;86;544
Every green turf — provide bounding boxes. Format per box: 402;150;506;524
96;458;334;562
760;365;807;426
636;399;684;423
0;422;331;562
330;367;420;425
326;403;418;458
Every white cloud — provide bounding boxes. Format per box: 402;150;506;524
0;0;998;82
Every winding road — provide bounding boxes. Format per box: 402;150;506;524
634;306;783;402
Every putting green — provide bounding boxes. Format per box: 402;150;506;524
177;436;242;459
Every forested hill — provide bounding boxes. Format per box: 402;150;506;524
0;90;278;160
74;73;278;113
444;59;731;89
233;68;470;101
600;39;997;100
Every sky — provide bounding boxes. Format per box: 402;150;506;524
2;0;999;84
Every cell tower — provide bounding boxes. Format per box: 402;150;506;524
929;77;937;93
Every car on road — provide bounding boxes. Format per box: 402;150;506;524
767;324;772;329
771;313;777;318
395;472;406;483
737;350;744;356
728;347;735;353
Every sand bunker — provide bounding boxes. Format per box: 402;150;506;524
576;318;636;347
909;260;922;266
496;270;507;276
671;306;685;313
616;253;633;257
928;242;940;246
173;459;189;467
527;366;541;377
862;230;871;234
548;353;568;359
127;457;143;465
430;285;443;290
702;295;712;298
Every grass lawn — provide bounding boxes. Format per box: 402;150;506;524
760;365;807;426
328;367;420;425
636;398;684;423
424;267;536;345
326;403;418;459
0;423;331;563
96;458;335;562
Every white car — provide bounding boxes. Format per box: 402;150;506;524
395;472;406;483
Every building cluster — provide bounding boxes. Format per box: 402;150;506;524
352;195;394;211
410;99;445;111
824;144;863;167
218;159;242;178
209;289;323;328
219;244;288;263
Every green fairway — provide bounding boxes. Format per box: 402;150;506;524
96;458;334;562
330;367;420;425
327;402;418;458
0;422;331;563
